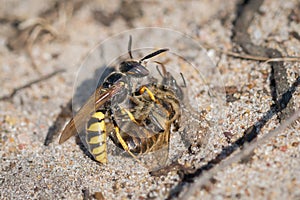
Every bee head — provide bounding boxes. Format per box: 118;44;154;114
156;62;184;100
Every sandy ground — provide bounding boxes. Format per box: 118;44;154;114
0;0;299;199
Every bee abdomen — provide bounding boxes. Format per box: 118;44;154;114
86;111;107;164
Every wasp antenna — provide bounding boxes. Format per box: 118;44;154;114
140;48;169;63
128;35;133;59
180;72;187;88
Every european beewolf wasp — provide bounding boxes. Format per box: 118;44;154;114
59;36;184;169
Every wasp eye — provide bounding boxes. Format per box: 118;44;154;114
120;61;149;77
103;73;124;88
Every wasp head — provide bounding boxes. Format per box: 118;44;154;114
120;47;169;78
119;61;149;78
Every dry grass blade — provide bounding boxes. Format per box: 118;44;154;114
0;69;65;101
203;43;300;63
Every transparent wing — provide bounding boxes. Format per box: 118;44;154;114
59;83;124;144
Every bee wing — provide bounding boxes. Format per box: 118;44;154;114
59;83;124;144
140;102;172;171
140;127;171;172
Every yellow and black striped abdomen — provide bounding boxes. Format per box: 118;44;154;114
85;111;107;164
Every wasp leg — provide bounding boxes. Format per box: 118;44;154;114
139;86;157;102
114;126;142;164
122;108;139;124
86;111;108;164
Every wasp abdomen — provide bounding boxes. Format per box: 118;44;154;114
86;111;107;163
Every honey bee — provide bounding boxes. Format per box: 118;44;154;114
59;37;184;169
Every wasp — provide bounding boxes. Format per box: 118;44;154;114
59;37;184;168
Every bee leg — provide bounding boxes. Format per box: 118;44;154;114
122;108;138;123
173;120;180;132
128;95;142;105
114;126;142;164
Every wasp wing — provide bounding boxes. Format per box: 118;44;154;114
59;83;124;144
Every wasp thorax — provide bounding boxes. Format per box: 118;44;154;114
101;72;129;104
102;72;124;88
